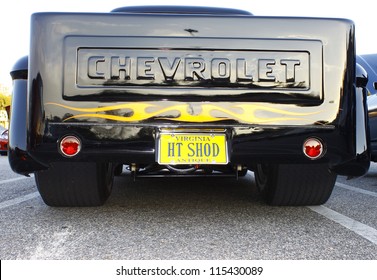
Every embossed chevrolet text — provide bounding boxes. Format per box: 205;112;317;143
77;49;310;89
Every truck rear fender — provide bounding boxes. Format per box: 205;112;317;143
8;56;47;175
332;63;370;176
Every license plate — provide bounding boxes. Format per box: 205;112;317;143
158;133;228;165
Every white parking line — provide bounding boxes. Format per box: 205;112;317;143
308;205;377;245
335;182;377;198
0;176;33;185
0;192;40;210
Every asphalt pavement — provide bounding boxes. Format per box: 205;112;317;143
0;155;376;260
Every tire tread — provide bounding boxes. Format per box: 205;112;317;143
257;164;336;206
35;162;112;207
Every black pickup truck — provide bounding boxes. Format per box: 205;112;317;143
9;6;370;207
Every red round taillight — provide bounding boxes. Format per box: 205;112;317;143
59;136;81;157
303;138;325;160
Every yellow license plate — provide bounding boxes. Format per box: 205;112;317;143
158;133;228;165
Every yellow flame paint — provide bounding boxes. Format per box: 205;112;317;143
46;102;320;124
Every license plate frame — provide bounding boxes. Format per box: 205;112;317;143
157;132;228;165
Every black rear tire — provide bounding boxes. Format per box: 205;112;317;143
35;162;114;207
255;163;337;206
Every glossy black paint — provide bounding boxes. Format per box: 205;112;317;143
9;56;46;174
9;8;370;176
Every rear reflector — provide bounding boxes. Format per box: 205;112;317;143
59;136;81;157
303;138;324;159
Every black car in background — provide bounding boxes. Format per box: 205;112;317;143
358;54;377;95
362;54;377;161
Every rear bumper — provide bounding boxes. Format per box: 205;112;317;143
27;123;350;166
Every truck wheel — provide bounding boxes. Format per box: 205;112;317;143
35;162;114;207
255;163;337;206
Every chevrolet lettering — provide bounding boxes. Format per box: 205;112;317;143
79;49;307;88
9;6;370;207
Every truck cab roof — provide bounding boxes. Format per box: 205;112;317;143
111;6;252;15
